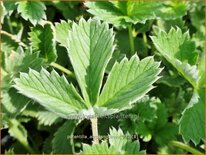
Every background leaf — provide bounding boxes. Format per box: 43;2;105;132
85;1;162;27
179;88;205;145
2;88;30;117
52;120;78;153
55;20;72;48
17;1;46;25
151;27;199;88
29;22;57;63
157;1;187;20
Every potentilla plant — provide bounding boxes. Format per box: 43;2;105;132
13;18;162;150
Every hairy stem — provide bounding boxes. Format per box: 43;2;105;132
91;118;99;144
170;140;204;154
128;25;135;56
50;62;75;79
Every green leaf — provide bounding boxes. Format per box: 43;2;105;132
153;18;187;35
82;141;117;154
55;20;72;47
52;120;78;153
81;127;145;154
15;52;45;73
1;1;16;23
29;22;57;63
85;1;162;27
179;88;205;145
119;96;158;134
36;110;61;126
151;27;199;88
151;27;197;65
123;141;146;154
6;118;29;148
67;18;114;105
157;1;187;20
120;99;178;145
1;30;25;55
13;68;87;119
108;127;128;151
190;4;205;32
17;1;46;25
2;88;30;117
98;55;162;111
131;96;158;122
43;135;53;153
137;103;178;145
2;50;24;73
190;4;205;49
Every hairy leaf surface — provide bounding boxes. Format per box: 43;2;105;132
36;110;61;126
13;68;87;119
98;55;162;111
67;18;114;105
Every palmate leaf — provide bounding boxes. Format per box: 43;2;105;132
85;1;162;27
17;1;46;25
29;22;57;63
151;27;199;88
98;55;162;111
13;68;87;119
14;18;162;119
67;18;114;105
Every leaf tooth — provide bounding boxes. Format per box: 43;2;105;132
130;54;140;62
79;17;87;25
120;56;129;64
40;67;50;76
87;17;93;23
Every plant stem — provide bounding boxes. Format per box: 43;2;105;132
91;118;99;144
128;25;135;56
50;62;75;79
170;140;204;154
6;15;13;34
